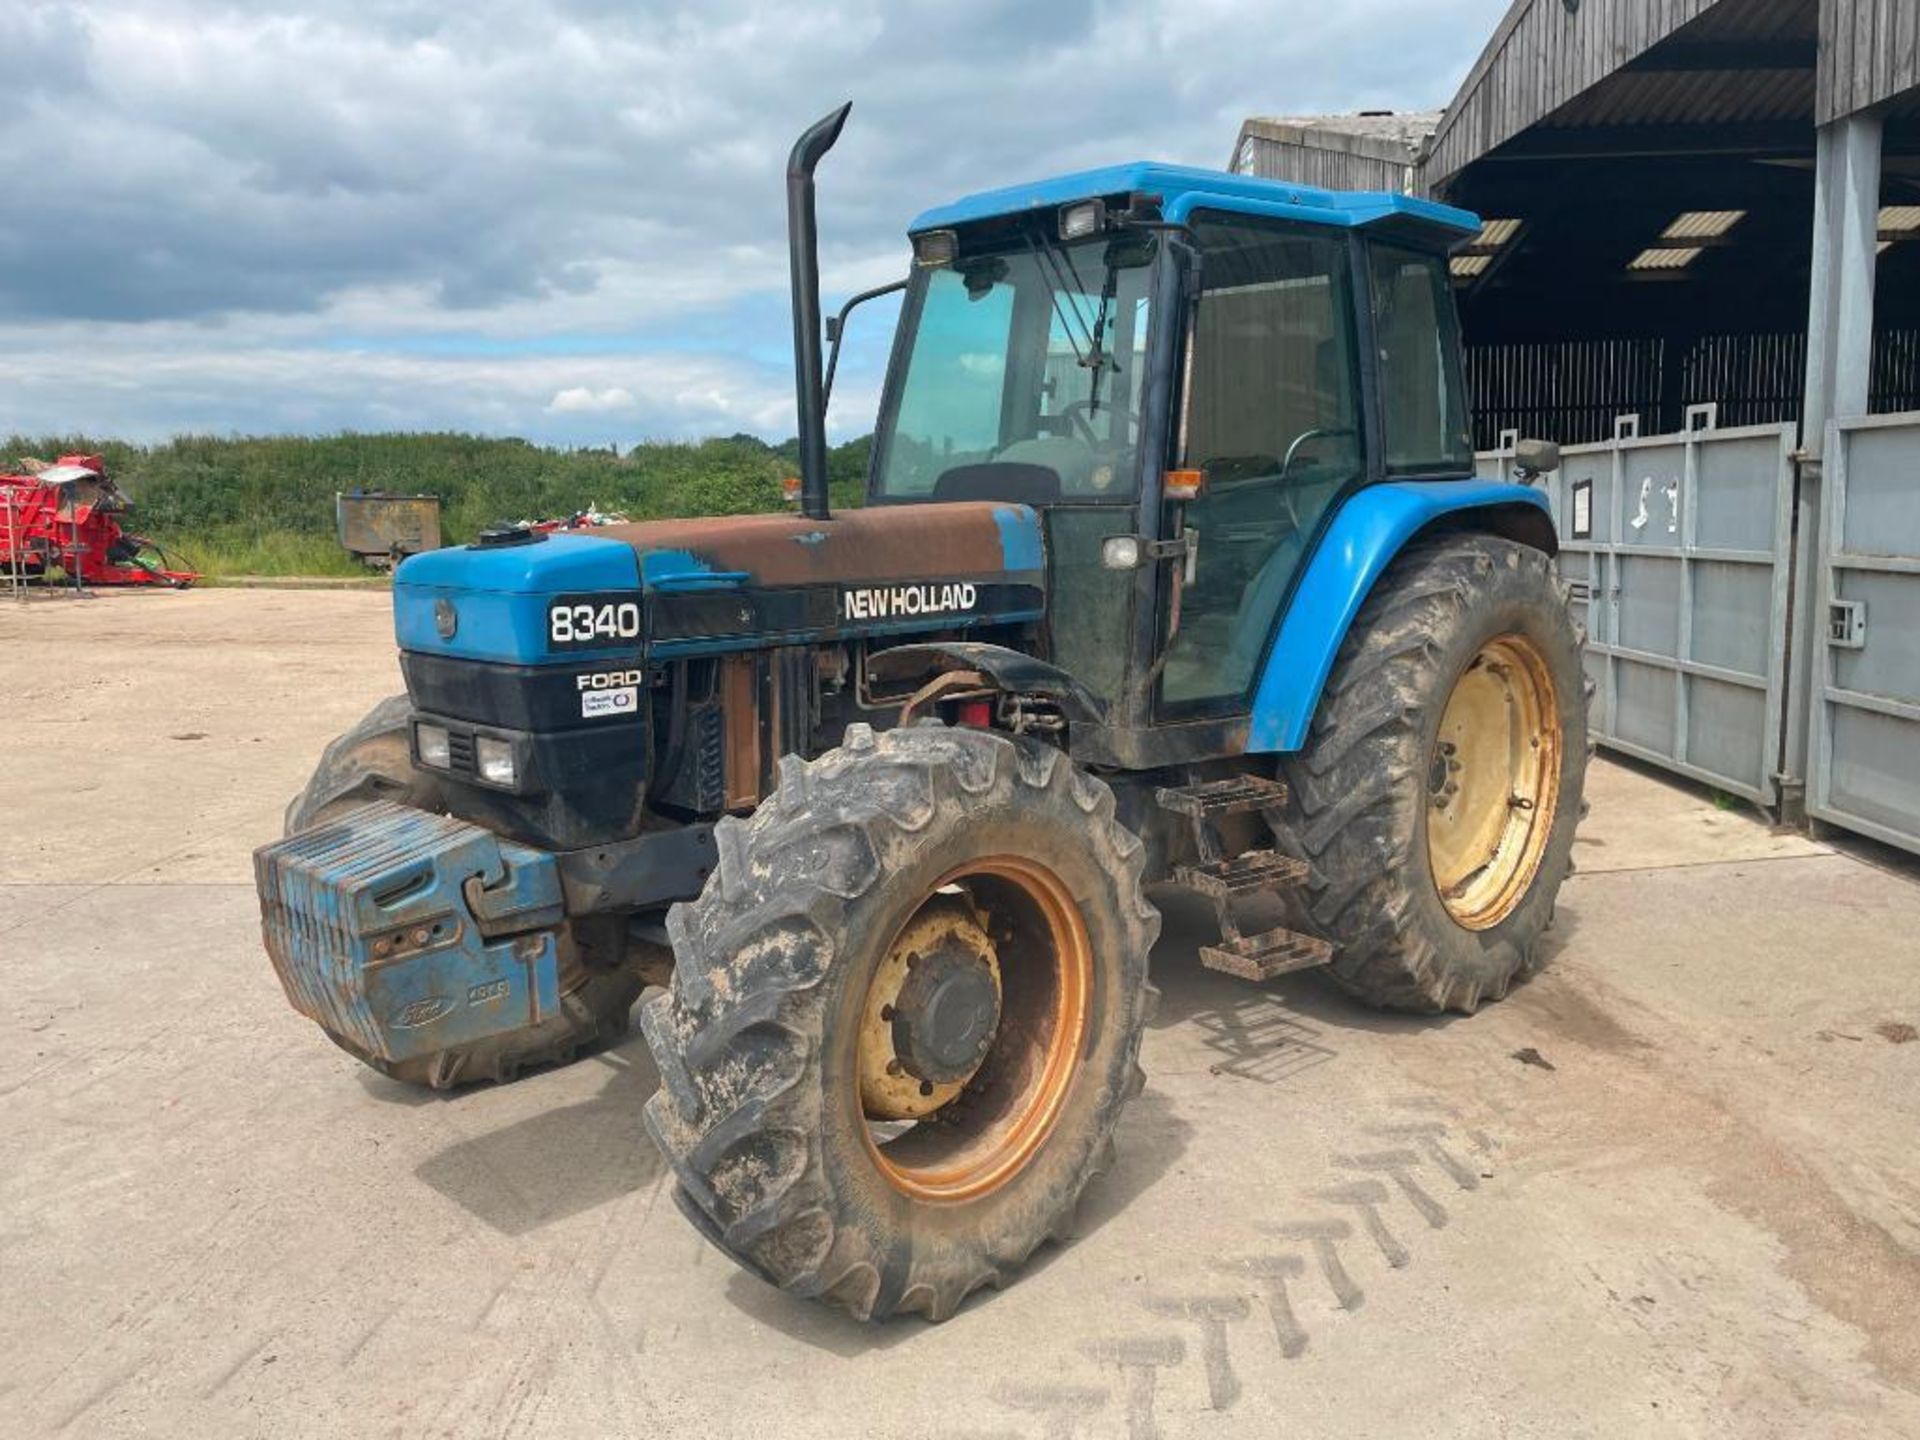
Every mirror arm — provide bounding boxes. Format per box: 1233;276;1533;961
824;278;909;407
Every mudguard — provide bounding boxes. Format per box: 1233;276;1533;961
867;641;1108;725
1247;481;1555;753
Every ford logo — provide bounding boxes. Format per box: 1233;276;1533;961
393;995;454;1029
434;598;458;640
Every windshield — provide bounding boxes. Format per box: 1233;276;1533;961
870;232;1157;502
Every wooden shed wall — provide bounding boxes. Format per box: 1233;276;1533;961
1237;136;1420;194
1819;0;1920;121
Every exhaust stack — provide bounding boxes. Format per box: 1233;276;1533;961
786;102;852;523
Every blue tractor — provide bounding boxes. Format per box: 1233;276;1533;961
256;105;1581;1322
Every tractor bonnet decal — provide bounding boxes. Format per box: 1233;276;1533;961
841;582;978;622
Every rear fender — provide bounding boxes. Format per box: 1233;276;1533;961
1247;481;1555;753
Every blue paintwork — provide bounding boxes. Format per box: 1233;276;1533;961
395;534;641;667
254;801;566;1065
1247;481;1553;753
992;503;1046;573
910;162;1479;242
638;548;748;591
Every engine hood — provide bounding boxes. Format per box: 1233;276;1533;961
394;501;1047;666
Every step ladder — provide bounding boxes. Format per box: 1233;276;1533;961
1156;775;1332;983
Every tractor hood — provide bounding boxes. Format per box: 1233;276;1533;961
394;501;1047;666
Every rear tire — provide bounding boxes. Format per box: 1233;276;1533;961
1271;534;1588;1013
285;694;642;1088
642;723;1159;1322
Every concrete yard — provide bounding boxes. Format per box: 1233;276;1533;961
4;587;1919;1439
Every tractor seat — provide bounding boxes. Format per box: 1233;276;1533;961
932;461;1063;506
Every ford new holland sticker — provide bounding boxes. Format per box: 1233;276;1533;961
841;582;977;622
578;669;642;719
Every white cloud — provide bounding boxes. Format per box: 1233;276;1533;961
0;0;1507;445
546;385;639;415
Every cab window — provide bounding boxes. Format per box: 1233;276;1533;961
1369;243;1474;476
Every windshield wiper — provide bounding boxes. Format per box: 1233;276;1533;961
1082;256;1121;416
1024;233;1094;369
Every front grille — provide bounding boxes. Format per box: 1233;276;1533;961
446;727;477;775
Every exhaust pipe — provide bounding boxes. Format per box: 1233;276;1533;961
787;101;852;523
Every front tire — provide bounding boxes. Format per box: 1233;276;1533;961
641;723;1159;1322
1272;534;1588;1013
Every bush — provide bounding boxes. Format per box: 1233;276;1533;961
0;431;874;576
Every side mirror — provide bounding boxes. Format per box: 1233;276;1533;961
1513;438;1560;480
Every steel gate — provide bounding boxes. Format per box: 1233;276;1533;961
1810;414;1920;856
1480;411;1797;806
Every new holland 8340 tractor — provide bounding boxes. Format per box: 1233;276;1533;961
257;105;1582;1322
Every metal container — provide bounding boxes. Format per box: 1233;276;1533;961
336;491;442;567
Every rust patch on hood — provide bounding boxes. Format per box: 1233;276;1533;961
601;502;1037;588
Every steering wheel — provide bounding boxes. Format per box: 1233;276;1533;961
1279;426;1355;484
1054;397;1140;448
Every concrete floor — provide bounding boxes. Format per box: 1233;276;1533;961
4;588;1919;1439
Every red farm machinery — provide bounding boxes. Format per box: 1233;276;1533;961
0;455;197;588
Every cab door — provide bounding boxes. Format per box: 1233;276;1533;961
1156;216;1366;714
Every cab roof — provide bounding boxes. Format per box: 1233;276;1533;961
908;161;1480;246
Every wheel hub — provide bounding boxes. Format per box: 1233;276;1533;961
891;942;1001;1085
859;897;1001;1121
1426;634;1561;930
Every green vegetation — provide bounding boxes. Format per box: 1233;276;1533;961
2;431;874;577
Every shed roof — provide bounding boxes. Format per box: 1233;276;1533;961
1421;0;1917;186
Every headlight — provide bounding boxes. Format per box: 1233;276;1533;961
1059;200;1107;241
475;736;517;787
416;723;451;769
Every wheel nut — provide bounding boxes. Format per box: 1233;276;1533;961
411;927;431;945
886;1058;903;1077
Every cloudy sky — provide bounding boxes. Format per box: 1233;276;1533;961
0;0;1504;447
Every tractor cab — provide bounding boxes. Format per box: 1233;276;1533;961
862;164;1504;767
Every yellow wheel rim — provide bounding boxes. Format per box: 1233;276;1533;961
1426;634;1562;931
858;856;1092;1204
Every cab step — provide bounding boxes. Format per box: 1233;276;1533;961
1158;770;1326;985
1200;927;1333;983
1173;849;1309;898
1154;774;1289;820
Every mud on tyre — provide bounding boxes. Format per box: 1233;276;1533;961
1271;534;1589;1014
641;722;1159;1323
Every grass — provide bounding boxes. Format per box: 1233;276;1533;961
166;528;377;580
